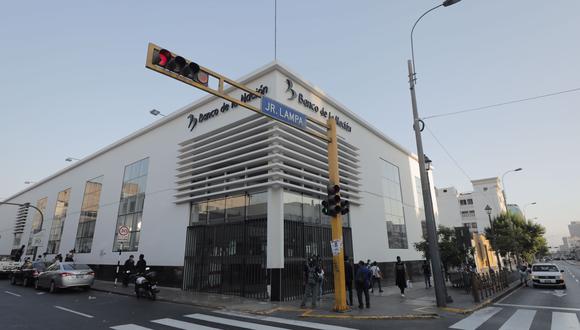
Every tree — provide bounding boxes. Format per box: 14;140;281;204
413;225;473;273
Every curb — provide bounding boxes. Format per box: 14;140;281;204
440;282;522;315
300;309;440;320
90;286;226;310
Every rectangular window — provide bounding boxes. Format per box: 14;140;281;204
381;159;408;249
46;188;71;254
467;199;474;205
26;197;48;255
283;191;303;222
460;200;467;205
226;195;246;222
247;191;267;220
74;176;103;253
113;158;149;252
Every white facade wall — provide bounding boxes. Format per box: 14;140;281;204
435;187;462;228
0;63;429;268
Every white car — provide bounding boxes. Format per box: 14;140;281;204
530;263;566;289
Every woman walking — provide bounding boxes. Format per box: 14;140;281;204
395;256;407;297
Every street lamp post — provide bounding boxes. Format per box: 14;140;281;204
523;202;537;219
65;157;80;162
407;0;461;307
485;205;502;271
149;109;166;117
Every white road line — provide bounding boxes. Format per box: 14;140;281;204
496;286;522;304
36;292;45;295
54;305;94;318
4;291;22;297
495;303;580;312
552;312;580;330
449;307;502;330
499;309;536;330
151;318;219;330
110;325;153;330
186;313;289;330
215;310;359;330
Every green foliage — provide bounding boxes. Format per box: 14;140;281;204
484;212;548;263
413;225;473;271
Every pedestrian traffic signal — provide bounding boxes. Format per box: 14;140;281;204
150;47;209;86
340;200;350;215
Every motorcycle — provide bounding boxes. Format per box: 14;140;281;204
134;267;159;300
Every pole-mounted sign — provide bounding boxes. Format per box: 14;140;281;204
145;43;349;312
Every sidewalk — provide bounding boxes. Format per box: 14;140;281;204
91;278;521;320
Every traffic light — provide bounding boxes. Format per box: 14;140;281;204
321;184;349;217
151;48;209;86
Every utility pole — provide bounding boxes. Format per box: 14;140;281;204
408;60;449;307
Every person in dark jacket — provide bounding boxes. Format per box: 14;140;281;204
395;256;407;297
344;255;354;306
422;260;432;288
355;260;372;309
136;254;147;274
300;257;321;308
122;255;136;287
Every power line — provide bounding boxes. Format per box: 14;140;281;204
422;87;580;120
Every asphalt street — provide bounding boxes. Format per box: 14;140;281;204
1;261;579;330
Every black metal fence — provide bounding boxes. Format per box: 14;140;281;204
183;219;269;299
280;221;352;301
448;270;519;302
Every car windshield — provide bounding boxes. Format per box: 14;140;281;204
532;265;558;272
61;264;91;271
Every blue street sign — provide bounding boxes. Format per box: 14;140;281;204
260;97;307;130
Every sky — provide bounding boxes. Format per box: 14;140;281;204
1;0;578;247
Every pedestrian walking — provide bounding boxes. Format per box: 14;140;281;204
344;255;354;306
65;250;74;262
422;260;432;288
395;256;407;297
300;257;320;308
318;260;325;301
369;261;383;293
123;255;136;287
519;262;529;287
136;254;147;274
355;260;371;309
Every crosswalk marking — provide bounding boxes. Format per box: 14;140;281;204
110;325;153;330
449;306;502;330
551;312;580;330
215;310;359;330
186;313;289;330
151;318;220;330
499;309;536;330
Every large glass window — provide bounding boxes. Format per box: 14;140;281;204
247;191;267;220
303;196;321;224
74;176;103;253
283;191;303;221
207;198;225;223
226;195;246;222
26;197;48;255
381;159;408;249
113;158;149;252
46;189;71;254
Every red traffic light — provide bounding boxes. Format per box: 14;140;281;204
153;49;172;67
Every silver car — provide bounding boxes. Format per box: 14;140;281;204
35;262;95;293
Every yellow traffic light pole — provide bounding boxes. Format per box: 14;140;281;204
145;43;348;311
326;118;348;312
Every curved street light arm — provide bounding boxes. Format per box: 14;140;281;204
410;4;443;83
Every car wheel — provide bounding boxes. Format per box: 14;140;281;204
49;281;57;294
10;276;16;285
23;277;29;287
532;284;537;289
82;286;90;291
562;285;567;290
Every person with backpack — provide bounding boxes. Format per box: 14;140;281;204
355;260;371;309
422;260;432;288
344;255;354;306
369;261;383;293
300;257;321;308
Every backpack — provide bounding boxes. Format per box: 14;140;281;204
307;266;318;285
355;268;366;284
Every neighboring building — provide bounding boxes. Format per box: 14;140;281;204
569;221;580;237
0;62;434;301
436;177;506;234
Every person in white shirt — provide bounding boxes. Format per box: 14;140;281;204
369;261;383;293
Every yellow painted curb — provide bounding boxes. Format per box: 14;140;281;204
300;309;439;320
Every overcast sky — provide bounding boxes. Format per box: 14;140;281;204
1;0;578;246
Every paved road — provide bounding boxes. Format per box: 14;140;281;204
447;260;580;330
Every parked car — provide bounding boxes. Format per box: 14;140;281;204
10;260;49;287
0;256;22;278
530;263;566;289
35;262;95;293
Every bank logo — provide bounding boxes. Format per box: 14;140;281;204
187;114;198;131
285;79;297;101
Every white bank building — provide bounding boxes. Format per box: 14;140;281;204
0;63;435;300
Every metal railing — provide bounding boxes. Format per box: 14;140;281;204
448;270;518;302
